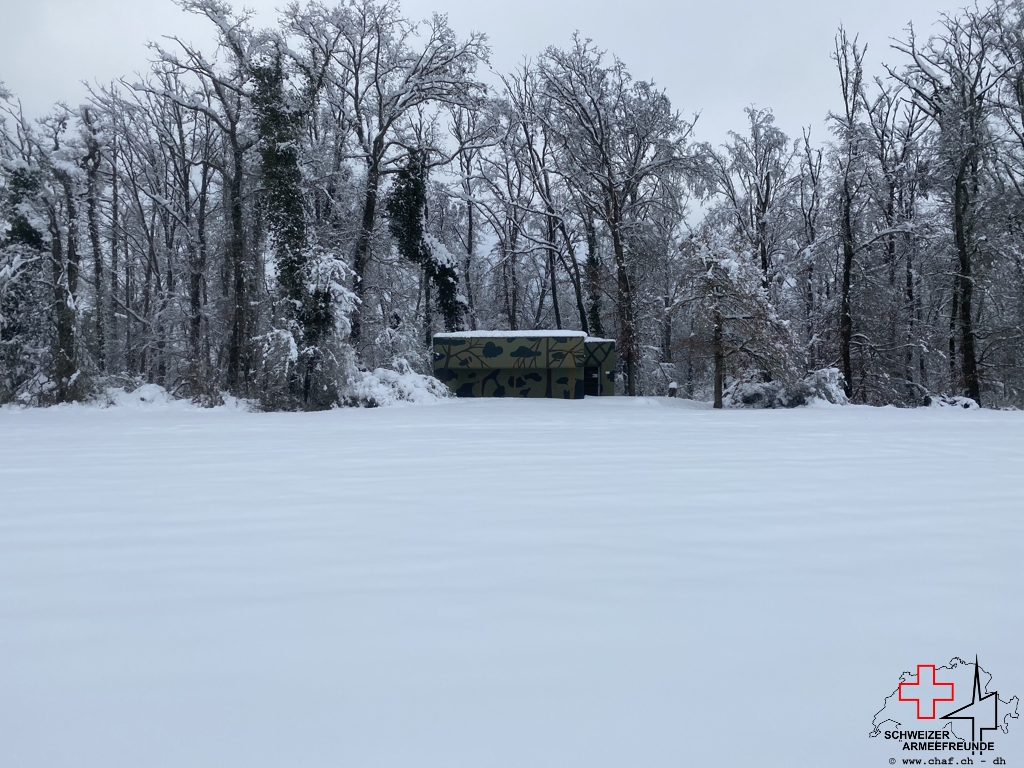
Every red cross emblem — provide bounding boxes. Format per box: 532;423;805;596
899;664;955;719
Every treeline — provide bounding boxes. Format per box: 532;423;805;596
2;0;1023;408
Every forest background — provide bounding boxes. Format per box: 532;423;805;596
3;0;1024;409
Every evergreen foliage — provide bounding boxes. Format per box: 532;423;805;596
386;150;463;335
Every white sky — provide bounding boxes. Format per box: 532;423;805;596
0;0;958;146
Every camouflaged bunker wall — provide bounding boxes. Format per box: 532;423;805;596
433;332;616;398
582;338;616;397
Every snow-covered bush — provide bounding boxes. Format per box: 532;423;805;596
923;394;979;409
94;383;254;410
344;363;451;407
103;383;179;408
803;368;849;405
723;368;849;409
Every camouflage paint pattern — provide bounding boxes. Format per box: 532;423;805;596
433;335;585;370
583;339;617;396
434;366;583;399
433;334;588;398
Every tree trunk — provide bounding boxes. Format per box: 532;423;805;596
609;218;636;396
49;217;76;402
189;169;210;387
351;153;382;346
840;184;855;400
756;176;772;289
463;179;477;330
423;267;432;347
226;138;248;394
547;215;562;330
713;308;724;409
949;272;959;392
686;317;696;398
953;171;981;405
85;143;106;372
583;217;604;338
805;262;816;369
661;297;672;364
109;147;120;369
50;173;81;403
125;232;134;375
556;219;589;334
905;245;917;401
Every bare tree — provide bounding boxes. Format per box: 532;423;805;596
319;0;487;344
889;8;1003;405
538;36;694;395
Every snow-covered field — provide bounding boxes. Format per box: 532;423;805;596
1;397;1022;768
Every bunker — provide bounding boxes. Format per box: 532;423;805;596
433;331;616;398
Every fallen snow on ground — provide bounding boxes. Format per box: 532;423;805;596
1;398;1022;768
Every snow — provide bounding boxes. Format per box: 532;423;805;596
424;233;458;269
1;398;1022;767
433;329;588;338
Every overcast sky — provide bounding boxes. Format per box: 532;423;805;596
0;0;959;146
